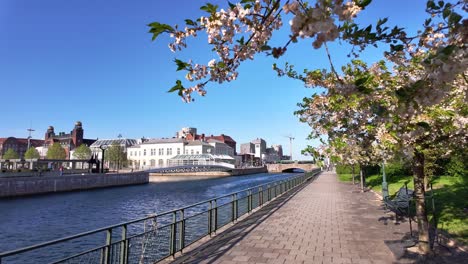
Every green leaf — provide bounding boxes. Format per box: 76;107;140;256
184;19;197;26
448;12;462;25
440;45;456;56
200;3;218;14
390;44;404;52
261;45;272;51
377;17;388;27
168;80;184;93
427;0;436;9
442;8;451;19
356;0;372;8
174;59;190;71
228;1;236;9
236;36;245;45
147;22;175;41
416;122;431;130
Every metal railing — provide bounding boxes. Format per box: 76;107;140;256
0;169;321;264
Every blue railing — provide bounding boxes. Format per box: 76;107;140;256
0;169;321;264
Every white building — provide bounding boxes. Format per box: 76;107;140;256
208;139;235;156
127;138;185;170
127;138;235;170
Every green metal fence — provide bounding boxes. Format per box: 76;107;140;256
0;169;321;264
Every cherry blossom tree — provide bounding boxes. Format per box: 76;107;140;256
149;0;467;254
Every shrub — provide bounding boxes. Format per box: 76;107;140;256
385;161;412;178
445;155;467;178
336;164;357;174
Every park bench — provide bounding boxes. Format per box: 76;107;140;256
383;183;414;236
383;184;414;216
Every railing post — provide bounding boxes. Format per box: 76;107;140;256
248;190;252;213
169;211;177;256
101;228;112;264
179;209;185;252
231;194;235;222
120;224;128;264
234;193;238;221
214;199;218;233
208;201;213;236
259;187;263;206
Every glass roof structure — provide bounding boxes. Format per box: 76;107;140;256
168;154;235;168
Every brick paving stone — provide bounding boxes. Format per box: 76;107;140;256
168;172;467;264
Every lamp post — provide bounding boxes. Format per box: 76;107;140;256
99;144;108;174
382;161;389;199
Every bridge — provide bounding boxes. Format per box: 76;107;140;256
266;162;318;173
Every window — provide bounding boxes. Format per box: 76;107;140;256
159;148;164;155
185;150;188;154
167;148;172;155
158;159;164;166
190;149;194;155
150;159;156;167
143;149;146;156
196;151;199;154
177;148;180;155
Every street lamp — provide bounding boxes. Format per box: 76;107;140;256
382;161;389;199
99;144;108;174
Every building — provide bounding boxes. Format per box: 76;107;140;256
207;139;235;156
240;142;255;155
127;138;235;170
205;134;237;154
0;137;44;159
43;121;96;159
239;139;283;164
175;127;237;155
251;138;267;158
176;127;198;139
264;144;284;163
127;138;186;169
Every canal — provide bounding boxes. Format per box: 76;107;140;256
0;172;300;256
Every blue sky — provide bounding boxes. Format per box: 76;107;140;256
0;0;427;159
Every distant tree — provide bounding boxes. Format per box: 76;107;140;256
73;144;92;160
105;142;127;170
46;143;67;160
3;148;19;159
24;147;40;159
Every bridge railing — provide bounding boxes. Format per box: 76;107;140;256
0;169;321;264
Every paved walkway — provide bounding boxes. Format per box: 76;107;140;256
169;172;467;264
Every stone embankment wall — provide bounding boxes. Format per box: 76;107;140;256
150;167;268;182
0;172;149;198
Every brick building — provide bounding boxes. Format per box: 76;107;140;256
43;121;96;159
0;137;44;159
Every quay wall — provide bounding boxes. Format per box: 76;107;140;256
0;172;149;198
150;167;268;182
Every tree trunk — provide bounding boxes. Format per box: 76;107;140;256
352;165;355;185
413;150;432;254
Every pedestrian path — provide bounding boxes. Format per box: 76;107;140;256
169;172;466;264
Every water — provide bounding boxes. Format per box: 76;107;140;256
0;172;299;255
